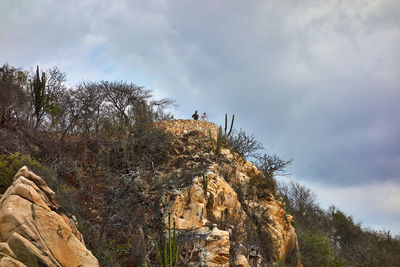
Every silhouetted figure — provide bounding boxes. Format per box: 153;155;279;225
192;110;199;120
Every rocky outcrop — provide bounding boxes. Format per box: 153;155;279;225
157;119;217;138
134;120;302;266
161;149;301;266
0;166;99;267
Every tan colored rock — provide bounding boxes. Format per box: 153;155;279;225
156;119;217;138
0;166;99;267
0;252;28;267
134;121;302;266
163;157;301;266
0;242;16;258
234;254;249;267
155;138;301;267
7;232;56;267
204;227;230;266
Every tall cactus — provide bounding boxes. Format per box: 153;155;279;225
209;129;216;152
154;212;180;267
224;113;235;145
202;173;208;197
216;125;223;154
30;65;47;129
209;114;234;154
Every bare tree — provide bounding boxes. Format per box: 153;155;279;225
0;64;29;125
96;80;174;126
255;154;292;178
227;128;263;158
96;81;151;126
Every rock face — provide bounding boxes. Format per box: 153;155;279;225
157;119;217;138
0;166;99;267
135;120;302;266
163;151;301;267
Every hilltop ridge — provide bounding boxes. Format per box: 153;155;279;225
157;119;217;138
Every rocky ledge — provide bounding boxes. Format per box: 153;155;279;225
157;119;218;138
0;166;99;267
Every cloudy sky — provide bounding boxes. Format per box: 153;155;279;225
1;0;399;234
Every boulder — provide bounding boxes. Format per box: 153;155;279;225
0;166;99;267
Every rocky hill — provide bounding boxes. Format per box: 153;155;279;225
124;120;302;266
0;166;99;267
0;120;301;267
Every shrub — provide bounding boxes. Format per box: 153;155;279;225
248;173;277;196
227;128;263;158
93;238;132;267
0;153;50;193
298;232;341;267
255;154;292;178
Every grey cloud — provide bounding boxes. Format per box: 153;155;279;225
0;0;399;229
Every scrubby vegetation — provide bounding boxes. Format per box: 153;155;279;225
0;152;52;192
278;181;400;266
0;63;175;266
1;62;399;266
209;106;400;266
226;127;400;266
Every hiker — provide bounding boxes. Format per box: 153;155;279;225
192;110;199;120
201;112;208;121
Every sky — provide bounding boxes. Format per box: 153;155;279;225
1;0;399;234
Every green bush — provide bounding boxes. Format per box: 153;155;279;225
299;232;343;267
0;153;49;193
93;238;132;267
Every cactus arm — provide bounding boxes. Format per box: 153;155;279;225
163;233;167;266
168;213;172;267
228;114;235;137
224;113;228;136
154;239;163;266
216;126;222;154
209;130;216;151
174;232;180;267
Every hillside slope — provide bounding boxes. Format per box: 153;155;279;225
125;120;302;266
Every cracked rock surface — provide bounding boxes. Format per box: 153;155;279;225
0;166;99;267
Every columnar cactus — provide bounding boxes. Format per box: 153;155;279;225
30;65;47;129
224;113;235;145
216;125;223;154
154;212;180;267
202;173;208;197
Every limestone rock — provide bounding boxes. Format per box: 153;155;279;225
235;254;249;267
157;119;217;138
125;120;302;266
0;166;99;267
159;145;301;266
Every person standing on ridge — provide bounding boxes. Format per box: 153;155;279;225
192;110;199;120
201;112;208;121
